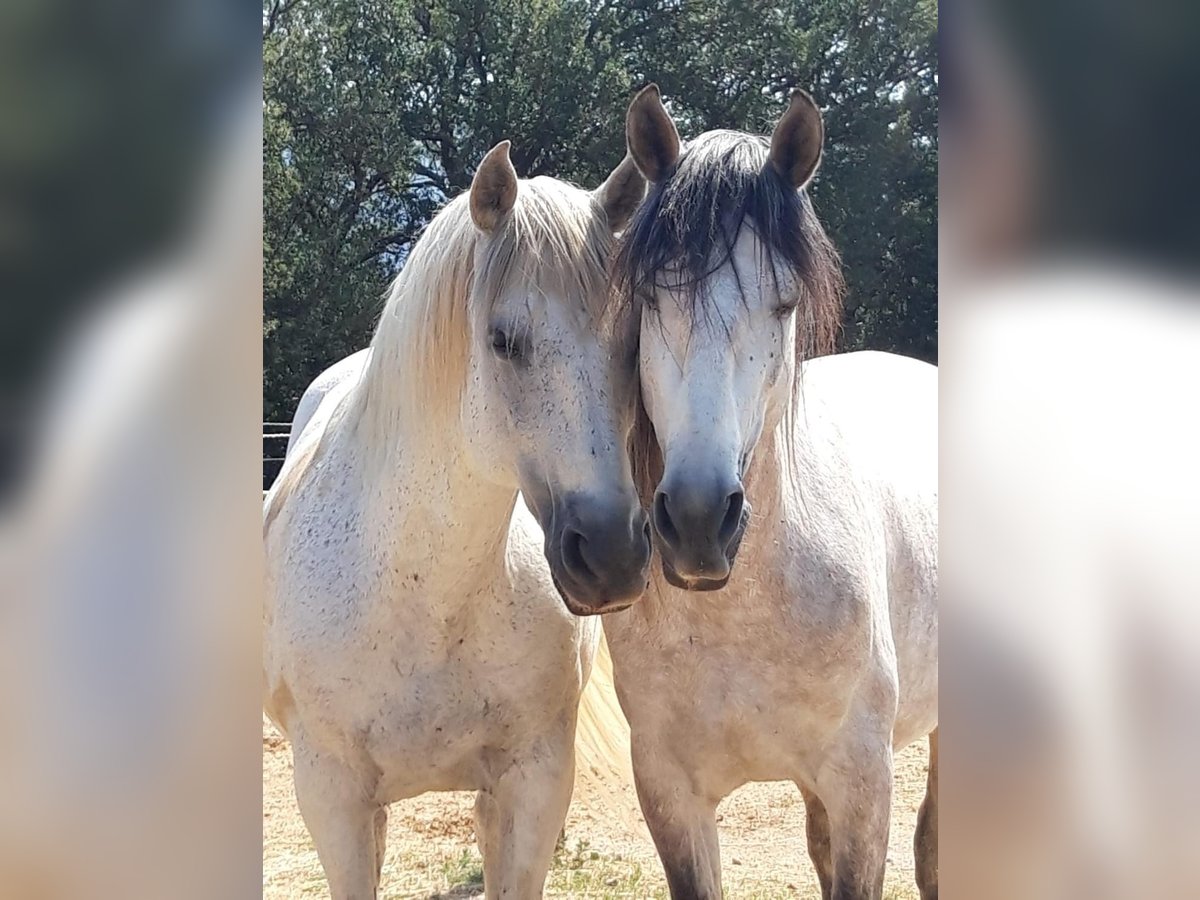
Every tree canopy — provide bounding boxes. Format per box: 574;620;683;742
264;0;937;421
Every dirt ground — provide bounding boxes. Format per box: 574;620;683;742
264;716;929;899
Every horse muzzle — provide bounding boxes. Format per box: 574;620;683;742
652;472;751;591
543;494;652;614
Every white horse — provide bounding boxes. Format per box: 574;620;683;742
604;86;939;900
264;141;649;899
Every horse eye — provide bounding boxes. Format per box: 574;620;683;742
490;327;523;361
773;302;798;319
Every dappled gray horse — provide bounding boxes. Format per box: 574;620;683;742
264;142;649;899
603;86;938;900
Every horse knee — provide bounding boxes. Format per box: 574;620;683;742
633;769;722;899
291;749;382;900
814;733;893;900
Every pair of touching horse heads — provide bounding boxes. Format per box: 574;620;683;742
265;85;937;900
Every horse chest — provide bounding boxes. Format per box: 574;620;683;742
608;570;876;791
692;669;836;788
364;667;527;793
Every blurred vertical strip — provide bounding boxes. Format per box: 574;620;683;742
0;0;259;493
0;1;262;898
942;1;1200;898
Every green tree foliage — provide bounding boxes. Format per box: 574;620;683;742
263;0;937;421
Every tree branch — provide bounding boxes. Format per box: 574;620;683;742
263;0;300;41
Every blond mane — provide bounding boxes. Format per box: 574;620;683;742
349;176;616;465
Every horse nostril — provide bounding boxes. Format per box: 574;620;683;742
653;491;679;546
561;527;595;582
718;488;744;546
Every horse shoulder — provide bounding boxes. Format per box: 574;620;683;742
776;353;938;661
793;352;939;735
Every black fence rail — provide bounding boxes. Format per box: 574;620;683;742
263;422;290;490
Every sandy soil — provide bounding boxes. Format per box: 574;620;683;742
264;715;929;899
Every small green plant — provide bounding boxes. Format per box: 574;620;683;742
546;849;663;898
440;849;484;890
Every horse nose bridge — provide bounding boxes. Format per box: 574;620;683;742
543;406;634;498
658;429;743;497
672;350;740;444
563;365;637;471
681;330;735;386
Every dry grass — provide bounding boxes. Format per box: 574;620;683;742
264;716;927;899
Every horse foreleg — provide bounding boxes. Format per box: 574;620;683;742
632;748;722;900
914;728;938;900
815;724;894;900
474;737;574;899
292;744;384;900
798;785;834;900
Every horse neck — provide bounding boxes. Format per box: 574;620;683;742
349;213;524;597
354;385;518;601
742;407;791;525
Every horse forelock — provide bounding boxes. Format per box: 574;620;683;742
616;129;845;499
479;176;621;330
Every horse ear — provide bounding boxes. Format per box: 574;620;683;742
626;84;680;183
767;90;824;189
592;155;646;233
470;141;519;232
